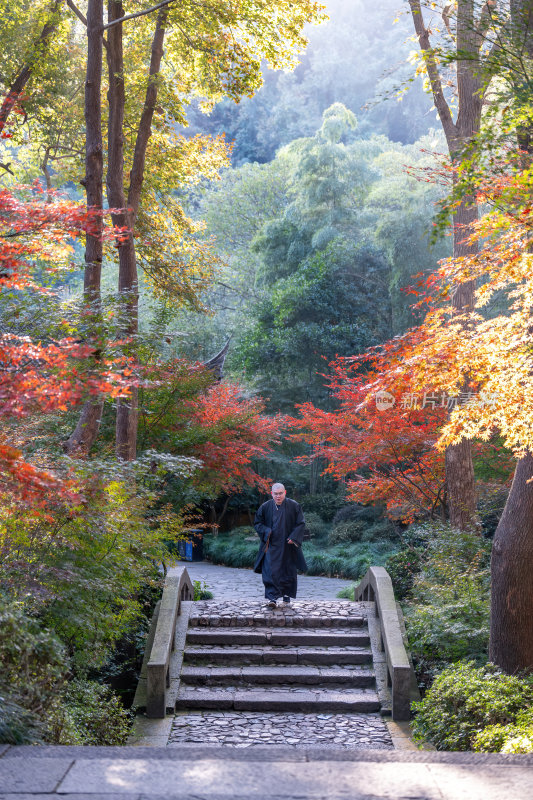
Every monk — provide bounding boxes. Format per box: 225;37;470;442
253;483;307;608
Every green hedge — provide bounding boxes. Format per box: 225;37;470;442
412;662;533;751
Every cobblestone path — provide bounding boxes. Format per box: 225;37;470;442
176;561;355;601
169;710;392;749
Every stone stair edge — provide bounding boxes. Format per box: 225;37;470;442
175;689;381;712
183;649;374;666
179;666;376;687
188;616;367;628
3;745;533;765
185;632;371;647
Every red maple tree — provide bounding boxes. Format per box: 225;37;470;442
292;159;524;522
140;358;287;496
0;185;125;508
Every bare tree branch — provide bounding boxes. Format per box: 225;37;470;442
66;0;108;50
442;3;454;38
477;1;498;39
103;0;176;29
66;0;87;27
408;0;457;147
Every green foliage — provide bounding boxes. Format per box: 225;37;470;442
328;519;366;544
193;580;214;600
328;503;397;546
187;105;448;421
412;662;533;751
36;480;167;672
203;527;397;581
48;680;132;746
385;547;423;601
302;511;330;540
0;593;67;744
299;493;347;522
205;529;258;569
473;708;533;754
0;594;69;714
477;485;509;538
186;0;435;164
0;593;133;745
332;504;383;526
403;524;491;684
336;585;356;600
0;692;42;745
239;243;391;410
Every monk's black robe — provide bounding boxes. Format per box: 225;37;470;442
253;498;307;600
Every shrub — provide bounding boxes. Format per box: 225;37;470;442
45;680;132;745
341;551;373;580
385;547;423;600
477;485;508;538
202;527;398;582
332;504;384;526
412;662;533;751
336;585;356;600
203;530;257;568
403;523;491;684
224;525;255;538
0;594;69;716
0;595;133;745
405;576;489;683
363;520;398;542
303;511;330;540
473;708;533;753
328;519;366;544
409;522;491;583
0;690;42;745
299;493;347;522
329;511;396;546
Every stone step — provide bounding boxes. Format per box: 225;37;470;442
186;628;370;648
183;646;373;666
180;665;376;687
3;745;533;799
175;686;381;713
189;613;366;629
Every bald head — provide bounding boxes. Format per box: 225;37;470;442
271;483;286;505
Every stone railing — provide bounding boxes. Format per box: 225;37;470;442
145;567;193;718
355;566;414;720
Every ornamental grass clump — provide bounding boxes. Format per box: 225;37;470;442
203;527;398;580
412;662;533;751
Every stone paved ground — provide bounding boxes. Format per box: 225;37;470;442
3;746;533;799
169;710;392;749
189;598;365;622
175;561;354;601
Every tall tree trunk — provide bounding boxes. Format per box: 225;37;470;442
0;0;62;135
489;453;533;672
105;0;137;461
409;0;484;529
115;5;169;460
64;0;104;456
489;0;533;674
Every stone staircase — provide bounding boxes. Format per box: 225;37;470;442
175;600;383;715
